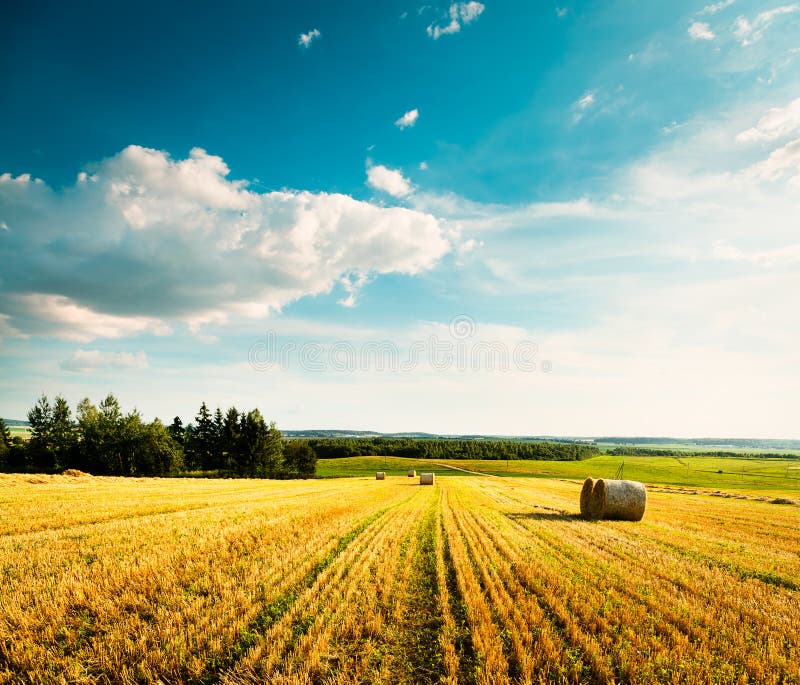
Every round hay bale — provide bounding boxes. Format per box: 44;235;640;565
579;477;596;518
589;479;646;521
375;472;386;480
419;473;435;485
407;469;416;477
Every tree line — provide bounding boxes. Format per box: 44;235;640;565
607;446;800;459
0;395;315;478
299;437;600;461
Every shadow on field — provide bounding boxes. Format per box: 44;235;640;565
507;510;582;522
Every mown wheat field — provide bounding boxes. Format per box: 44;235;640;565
1;473;798;684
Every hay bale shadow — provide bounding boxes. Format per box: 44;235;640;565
507;510;582;522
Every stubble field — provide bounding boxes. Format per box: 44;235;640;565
0;472;798;684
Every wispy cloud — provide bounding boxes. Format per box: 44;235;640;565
688;21;715;40
699;0;734;15
395;108;419;129
60;349;149;373
736;97;800;142
712;240;800;266
572;90;596;122
298;28;321;49
427;2;485;39
734;5;799;45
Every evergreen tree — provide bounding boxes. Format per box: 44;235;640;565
0;418;10;470
211;407;224;470
167;416;185;446
190;402;215;471
27;395;54;471
222;407;240;473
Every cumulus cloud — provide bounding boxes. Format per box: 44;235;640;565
366;163;413;197
734;5;798;45
298;28;321;48
737;97;800;142
395;108;419;129
688;21;715;40
427;2;485;39
60;349;149;373
0;146;451;340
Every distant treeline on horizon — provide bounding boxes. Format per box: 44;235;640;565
6;419;800;451
293;437;600;462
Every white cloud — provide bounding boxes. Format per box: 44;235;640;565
576;92;595;109
661;120;684;135
298;28;321;48
395;108;419;129
0;146;452;340
60;349;149;373
556;7;568;18
572;91;596;122
699;0;734;15
366;164;413;197
734;5;799;45
0;172;43;185
746;136;800;183
337;272;373;308
419;161;428;170
712;240;800;266
427;2;485;39
8;294;171;342
411;192;612;231
688;21;715;40
736;97;800;142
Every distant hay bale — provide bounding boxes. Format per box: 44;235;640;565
375;472;386;480
62;469;91;477
584;478;646;521
419;473;435;485
407;469;416;477
580;478;596;518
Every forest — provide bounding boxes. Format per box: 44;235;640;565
300;436;600;461
0;396;601;478
0;395;315;478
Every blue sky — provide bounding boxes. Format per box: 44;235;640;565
2;0;800;436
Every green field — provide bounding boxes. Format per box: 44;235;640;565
317;454;800;490
7;425;30;440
